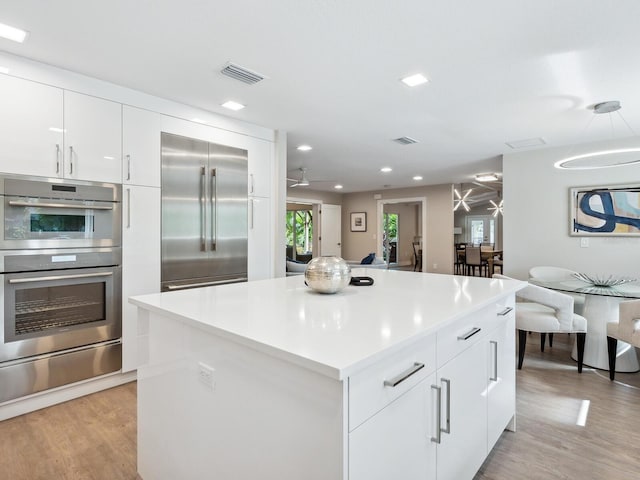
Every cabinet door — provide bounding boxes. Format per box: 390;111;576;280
64;91;122;183
248;196;272;280
487;314;516;450
122;105;162;187
122;185;161;372
349;374;437;480
0;74;63;177
248;140;272;198
436;339;488;480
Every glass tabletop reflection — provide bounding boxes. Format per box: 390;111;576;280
529;278;640;299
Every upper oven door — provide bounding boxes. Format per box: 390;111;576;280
0;196;121;249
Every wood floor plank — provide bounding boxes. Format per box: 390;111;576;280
0;333;638;479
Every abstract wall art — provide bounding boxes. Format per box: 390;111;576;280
570;184;640;236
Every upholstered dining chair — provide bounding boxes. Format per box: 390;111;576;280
528;266;585;316
465;246;487;277
606;299;640;381
494;274;587;372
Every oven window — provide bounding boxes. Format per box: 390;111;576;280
14;282;106;336
30;214;94;233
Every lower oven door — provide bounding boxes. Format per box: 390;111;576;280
0;266;121;363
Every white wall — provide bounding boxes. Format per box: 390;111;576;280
503;137;640;280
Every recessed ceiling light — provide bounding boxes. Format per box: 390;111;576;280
334;184;343;190
297;145;312;152
221;100;245;111
475;173;500;182
413;175;423;181
380;167;392;173
103;156;115;160
191;118;207;124
0;66;9;74
48;127;66;133
0;22;28;43
401;73;428;87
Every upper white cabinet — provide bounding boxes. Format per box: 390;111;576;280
63;91;122;183
122;105;162;187
0;74;64;177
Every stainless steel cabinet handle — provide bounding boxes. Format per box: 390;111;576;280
166;278;248;290
200;166;206;252
250;173;255;194
383;362;425;387
490;340;498;381
441;378;451;434
457;327;481;341
126;154;131;181
431;384;442;444
498;306;513;316
8;200;113;210
55;144;61;175
250;198;255;229
210;168;217;251
9;271;113;284
126;188;131;229
69;146;74;175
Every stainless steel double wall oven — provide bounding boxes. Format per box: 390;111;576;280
0;174;122;403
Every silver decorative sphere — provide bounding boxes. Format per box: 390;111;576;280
304;256;351;294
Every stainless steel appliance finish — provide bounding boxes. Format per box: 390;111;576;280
161;133;248;291
0;174;121;250
0;175;122;403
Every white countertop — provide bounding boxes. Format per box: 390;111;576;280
130;269;525;380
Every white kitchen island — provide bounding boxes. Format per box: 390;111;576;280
130;269;525;480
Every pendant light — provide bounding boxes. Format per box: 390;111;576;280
555;101;640;169
453;186;472;212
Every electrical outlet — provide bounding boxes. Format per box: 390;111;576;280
433;263;438;269
198;362;215;390
580;238;589;248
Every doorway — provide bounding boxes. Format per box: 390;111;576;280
466;215;495;245
376;197;427;270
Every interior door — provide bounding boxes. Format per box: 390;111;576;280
320;204;342;257
161;133;210;288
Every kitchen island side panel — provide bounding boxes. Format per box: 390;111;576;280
137;310;346;480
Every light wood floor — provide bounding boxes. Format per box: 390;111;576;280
0;334;638;480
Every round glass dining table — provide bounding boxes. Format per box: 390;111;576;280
529;278;640;372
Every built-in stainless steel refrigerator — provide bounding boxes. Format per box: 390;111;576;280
161;132;248;291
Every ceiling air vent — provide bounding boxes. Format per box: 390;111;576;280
221;63;265;85
393;136;419;145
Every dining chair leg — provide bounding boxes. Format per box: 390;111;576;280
607;336;618;381
576;332;586;373
541;333;546;352
549;333;553;347
518;329;527;369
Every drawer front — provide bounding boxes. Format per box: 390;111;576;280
436;295;515;368
349;333;436;431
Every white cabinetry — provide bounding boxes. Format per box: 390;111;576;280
122;106;162;187
248;143;272;198
248;196;272;281
487;307;516;450
349;375;437;480
63;91;122;183
0;74;63;177
121;185;161;372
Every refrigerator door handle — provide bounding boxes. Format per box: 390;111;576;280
210;168;217;251
200;166;206;251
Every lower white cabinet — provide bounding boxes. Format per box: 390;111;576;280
349;374;437;480
435;338;488;480
349;298;515;480
121;185;161;372
487;313;516;450
248;196;272;280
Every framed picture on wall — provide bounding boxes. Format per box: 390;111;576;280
570;184;640;236
350;212;367;232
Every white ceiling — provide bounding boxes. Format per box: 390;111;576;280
1;0;640;192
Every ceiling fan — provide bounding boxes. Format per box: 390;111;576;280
287;168;311;187
287;167;336;188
